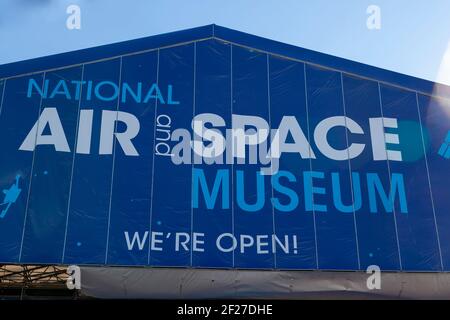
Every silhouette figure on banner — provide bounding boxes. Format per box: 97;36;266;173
0;175;22;219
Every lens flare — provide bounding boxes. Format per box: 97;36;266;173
423;42;450;151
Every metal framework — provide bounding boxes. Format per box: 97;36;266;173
0;265;68;287
0;265;77;299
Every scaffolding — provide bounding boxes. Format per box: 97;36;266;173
0;265;78;299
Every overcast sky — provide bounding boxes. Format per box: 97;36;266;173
1;0;450;85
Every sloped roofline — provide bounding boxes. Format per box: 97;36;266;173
1;24;449;99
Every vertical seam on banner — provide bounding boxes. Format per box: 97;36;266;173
190;42;197;267
266;54;277;269
304;63;319;269
19;72;46;262
415;92;444;270
230;44;235;268
377;82;403;271
61;64;85;263
0;79;6;116
340;72;361;270
105;56;123;264
148;49;160;265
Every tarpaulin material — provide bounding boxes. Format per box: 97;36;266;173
78;266;450;299
0;25;449;272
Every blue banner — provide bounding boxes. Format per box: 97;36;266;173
0;36;449;271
